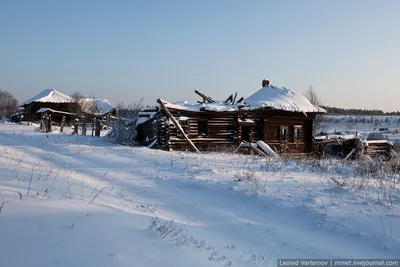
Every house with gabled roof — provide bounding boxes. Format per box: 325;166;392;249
20;88;75;122
20;88;117;123
136;79;326;155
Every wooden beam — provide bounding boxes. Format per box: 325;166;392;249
157;99;200;153
232;92;237;104
194;90;214;103
236;97;244;103
225;94;233;103
344;148;356;161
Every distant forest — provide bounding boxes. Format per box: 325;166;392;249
321;106;400;116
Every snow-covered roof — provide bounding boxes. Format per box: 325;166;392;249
314;134;359;141
159;82;326;114
80;98;116;115
162;100;239;113
36;108;76;116
136;106;159;126
243;85;326;113
21;89;73;106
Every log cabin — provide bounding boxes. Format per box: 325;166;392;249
20;89;116;124
20;88;76;122
136;79;327;155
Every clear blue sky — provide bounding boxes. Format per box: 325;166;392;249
1;0;399;111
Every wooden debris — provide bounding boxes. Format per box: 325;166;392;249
194;90;214;103
225;94;233;103
344;148;356;161
232;92;238;104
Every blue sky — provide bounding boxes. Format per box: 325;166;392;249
1;0;399;111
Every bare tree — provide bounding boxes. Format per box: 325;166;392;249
107;98;144;145
0;90;19;118
303;85;321;106
71;92;93;115
303;85;326;135
116;98;143;119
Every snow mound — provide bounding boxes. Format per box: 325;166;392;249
244;85;326;113
21;88;73;106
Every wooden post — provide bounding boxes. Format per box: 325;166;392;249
48;115;52;132
95;117;101;137
91;119;95;136
40;115;44;132
157;99;199;153
82;116;87;136
60;116;66;133
74;119;79;135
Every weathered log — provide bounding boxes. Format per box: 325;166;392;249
232;92;238;104
157;99;199;153
194;90;213;103
225;94;233;103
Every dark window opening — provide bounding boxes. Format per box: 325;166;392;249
241;126;251;142
198;120;208;136
280;126;288;140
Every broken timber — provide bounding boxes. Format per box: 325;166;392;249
194;90;214;103
157;99;200;153
233;141;268;157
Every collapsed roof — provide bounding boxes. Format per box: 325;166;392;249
160;81;326;114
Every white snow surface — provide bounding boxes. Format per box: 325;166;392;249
243;85;326;113
0;123;399;267
21;88;73;106
256;141;278;157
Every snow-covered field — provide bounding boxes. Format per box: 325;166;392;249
321;115;400;143
0;122;399;267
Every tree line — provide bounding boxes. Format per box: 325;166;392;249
303;86;399;116
320;106;400;116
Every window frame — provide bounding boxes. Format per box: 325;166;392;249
280;126;288;141
294;125;302;141
177;118;189;138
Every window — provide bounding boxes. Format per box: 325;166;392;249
280;126;288;140
198;120;208;136
177;117;189;138
294;126;302;141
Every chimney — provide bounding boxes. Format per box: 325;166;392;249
262;79;270;87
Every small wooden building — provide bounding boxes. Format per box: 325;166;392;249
20;88;75;122
136;80;326;155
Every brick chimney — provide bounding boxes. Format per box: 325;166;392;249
262;79;270;87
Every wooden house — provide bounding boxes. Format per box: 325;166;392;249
136;80;326;155
20;89;75;122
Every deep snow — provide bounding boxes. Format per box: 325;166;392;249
0;123;399;267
